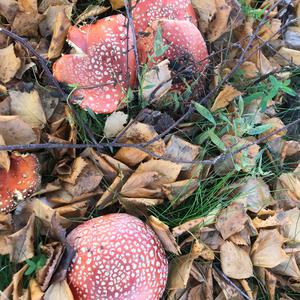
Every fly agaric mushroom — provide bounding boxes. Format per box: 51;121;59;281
67;213;168;299
0;152;40;213
132;0;197;34
137;19;208;90
53;15;136;114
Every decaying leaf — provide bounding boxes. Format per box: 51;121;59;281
272;255;300;279
282;208;300;244
239;61;259;79
148;216;181;255
167;241;202;290
251;229;288;268
0;44;21;83
142;59;172;102
259;117;287;142
220;241;253;279
0;214;35;263
265;270;276;300
18;0;38;12
192;0;217;33
207;0;231;42
75;5;109;25
43;280;74;300
48;9;71;59
104;111;128;138
0;0;18;22
59;157;88;184
27;278;44;300
0;135;10;171
0;115;37;145
277;47;300;65
162;179;199;207
252;211;287;229
9;89;47;128
215;202;248;240
211;85;242;112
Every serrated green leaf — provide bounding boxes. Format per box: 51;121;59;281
247;124;273;135
194;102;216;125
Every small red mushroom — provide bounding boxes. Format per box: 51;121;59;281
67;213;168;300
137;19;208;90
132;0;197;34
0;152;40;213
53;15;136;114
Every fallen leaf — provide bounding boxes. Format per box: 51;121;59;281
229;228;250;246
0;0;18;22
0;44;21;83
104;111;128;138
265;270;276;300
239;61;259;79
148;215;181;255
0;135;10;171
191;0;217;33
162;179;199;207
120;197;163;207
258;18;281;42
59;157;88;184
165;135;201;170
142;59;172;102
251;229;288;268
252;211;287;229
0;214;35;263
43;280;74;300
109;0;124;9
282;208;300;244
277;47;300;65
239;279;254;300
12;11;43;37
18;0;37;12
207;0;231;42
259;117;287;142
9;89;47;128
215;202;248;240
211;85;242;112
55;199;90;218
28;278;44;300
48;9;71;59
220;241;253;279
0;115;37;145
272;255;300;279
75;5;109;25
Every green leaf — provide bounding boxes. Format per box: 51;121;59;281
194;102;216;125
243;92;264;104
25;260;37;276
195;130;210;145
154;25;169;57
247;124;273;135
208;130;226;151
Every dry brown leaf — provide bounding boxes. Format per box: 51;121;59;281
0;135;10;171
272;255;300;279
9;89;47;128
257;51;274;75
104;111;128;138
48;10;71;59
27;279;44;300
0;213;13;232
148;216;181;255
44;280;74;300
114;122;166;166
55;199;90;218
211;85;242;112
192;0;217;33
18;0;37;12
215;202;247;240
165;135;201;170
251;229;288;268
282;208;300;244
281;140;300;162
277;47;300;65
0;0;18;22
207;0;231;42
12;12;43;37
75;5;109;25
109;0;124;9
59;157;88;184
162;179;199;207
229;229;250;246
239;279;254;300
259;117;287;142
0;214;35;263
234;177;274;213
197;242;215;261
142;59;172;102
135;160;181;188
168;241;202;290
252;211;287;229
37;242;64;291
258;18;281;41
239;61;259;79
0;115;37;145
0;44;21;83
220;241;253;279
120;197;163;207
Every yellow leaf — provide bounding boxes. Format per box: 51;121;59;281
211;85;242;111
0;44;21;83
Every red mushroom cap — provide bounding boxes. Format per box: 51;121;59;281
67;213;168;300
53;15;136;114
132;0;197;34
0;152;40;213
137;19;208;90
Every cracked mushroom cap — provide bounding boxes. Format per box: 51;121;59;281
132;0;197;34
53;15;136;114
0;152;40;213
67;213;168;300
137;19;208;90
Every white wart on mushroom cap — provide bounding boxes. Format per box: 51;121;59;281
137;19;208;90
53;15;136;114
67;213;168;300
132;0;197;34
